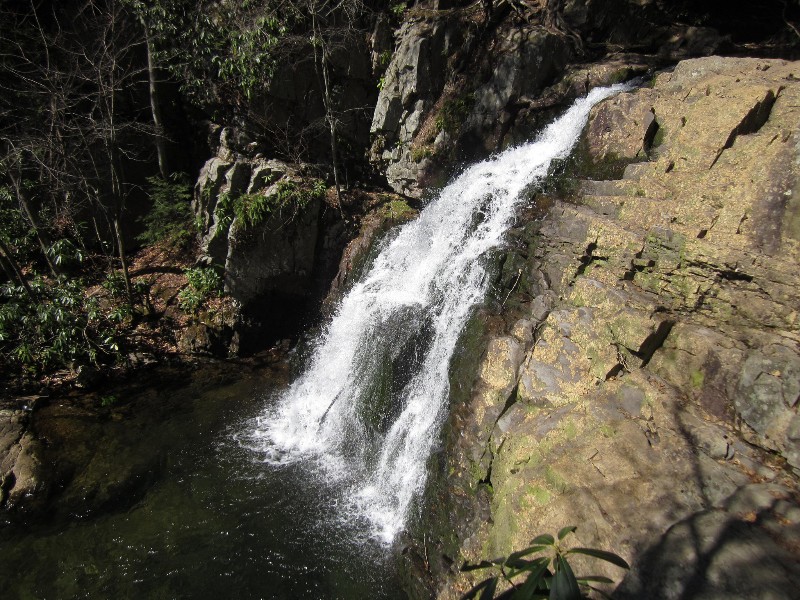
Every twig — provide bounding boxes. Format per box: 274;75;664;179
501;267;523;308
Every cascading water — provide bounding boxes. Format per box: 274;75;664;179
249;84;630;543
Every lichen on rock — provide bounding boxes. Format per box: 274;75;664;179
435;56;800;600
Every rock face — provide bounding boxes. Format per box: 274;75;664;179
428;57;800;599
193;142;337;349
366;0;783;199
370;12;578;198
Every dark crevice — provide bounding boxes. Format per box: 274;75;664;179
496;383;519;424
730;89;779;139
637;320;675;367
694;288;712;311
478;456;493;486
643;111;660;153
710;90;778;168
716;269;754;282
479;436;506;487
0;471;16;508
478;383;519;486
623;256;656;281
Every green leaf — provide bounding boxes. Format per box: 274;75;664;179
566;548;630;570
557;526;576;541
512;558;551;599
480;578;498;600
507;546;548;564
576;576;613;584
549;556;581;600
530;534;555;547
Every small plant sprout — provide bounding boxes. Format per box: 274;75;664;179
460;526;629;600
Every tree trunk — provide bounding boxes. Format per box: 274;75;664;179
321;45;343;215
144;24;170;178
11;172;59;277
0;237;35;300
113;216;134;306
311;10;344;217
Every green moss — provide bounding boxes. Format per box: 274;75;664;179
690;369;705;389
360;350;395;433
528;485;552;506
544;466;568;494
651;126;667;148
608;68;633;84
435;93;475;134
543;139;636;200
410;145;434;162
382;199;416;221
489;490;521;556
448;311;488;408
563;420;578;440
635;270;662;293
599;423;617;438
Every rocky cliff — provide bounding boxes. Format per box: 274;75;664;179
368;0;798;199
419;56;800;600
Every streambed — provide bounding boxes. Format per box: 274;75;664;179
0;363;405;599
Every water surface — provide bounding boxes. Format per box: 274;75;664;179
0;365;405;599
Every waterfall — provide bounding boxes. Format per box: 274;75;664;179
249;84;629;543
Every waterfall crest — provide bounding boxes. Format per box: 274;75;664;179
249;84;629;542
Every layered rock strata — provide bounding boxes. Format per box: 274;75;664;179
432;56;800;600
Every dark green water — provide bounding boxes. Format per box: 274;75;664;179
0;365;406;599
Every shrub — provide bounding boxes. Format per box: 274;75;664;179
217;178;327;232
0;276;121;376
460;526;629;600
178;266;224;313
137;173;194;248
411;145;435;162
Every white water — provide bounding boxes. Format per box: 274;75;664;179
249;84;629;543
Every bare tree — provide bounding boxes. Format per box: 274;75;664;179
0;0;157;303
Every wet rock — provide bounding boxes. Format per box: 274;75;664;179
324;196;418;310
177;323;214;356
0;408;46;514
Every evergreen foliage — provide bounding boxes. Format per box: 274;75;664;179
0;276;122;377
137;173;194;247
461;527;629;600
178;266;224;313
217;179;327;231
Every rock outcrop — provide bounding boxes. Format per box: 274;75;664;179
367;0;788;199
428;57;800;599
192;134;343;351
0;404;44;513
